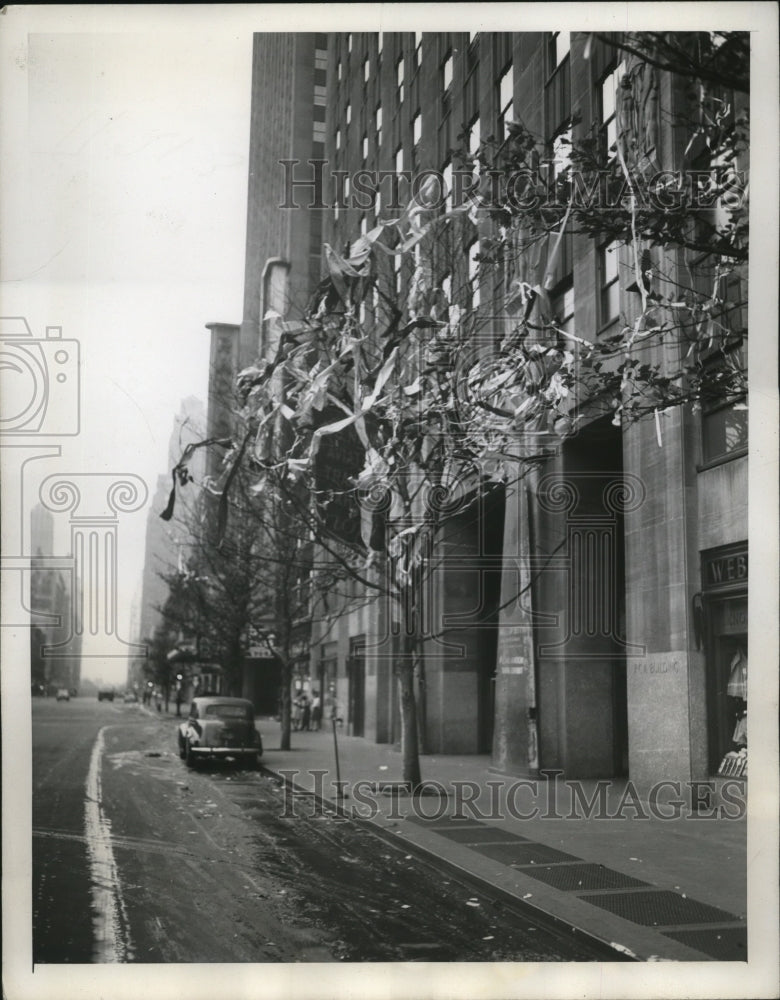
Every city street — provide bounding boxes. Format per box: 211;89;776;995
32;697;610;964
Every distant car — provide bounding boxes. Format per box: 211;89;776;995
178;696;263;769
97;686;114;702
56;688;70;702
123;690;138;703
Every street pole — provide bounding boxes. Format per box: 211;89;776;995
332;710;342;800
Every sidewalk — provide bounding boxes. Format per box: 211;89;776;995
255;719;747;963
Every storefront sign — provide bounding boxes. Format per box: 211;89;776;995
702;544;748;593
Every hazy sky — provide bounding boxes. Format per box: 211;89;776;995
2;11;253;681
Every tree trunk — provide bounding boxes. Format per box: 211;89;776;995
413;637;427;755
398;632;422;788
279;659;292;751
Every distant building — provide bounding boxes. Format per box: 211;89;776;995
29;505;82;693
130;396;206;690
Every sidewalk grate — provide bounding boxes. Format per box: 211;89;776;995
582;890;742;927
475;842;580;865
432;825;531;844
519;863;650;892
663;926;747;961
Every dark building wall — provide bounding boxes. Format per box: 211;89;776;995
240;33;326;369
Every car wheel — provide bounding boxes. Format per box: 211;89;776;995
185;741;198;768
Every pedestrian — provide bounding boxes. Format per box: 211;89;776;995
311;691;322;731
292;692;303;731
300;692;311;732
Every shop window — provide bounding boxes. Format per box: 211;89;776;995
700;545;748;776
599;240;620;326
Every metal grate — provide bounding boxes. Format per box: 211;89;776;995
473;841;579;865
663;926;747;961
432;824;528;844
582;890;742;927
520;863;650;892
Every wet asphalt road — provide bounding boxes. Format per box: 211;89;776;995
33;698;610;963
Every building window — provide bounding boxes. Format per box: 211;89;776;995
441;271;451;302
313;120;327;145
346;102;352;125
468;240;480;308
347;33;352;54
599;241;620;326
549;31;570;69
395;145;404;173
415;32;423;65
552;282;575;337
442;159;453;211
600;61;626;161
377;33;383;58
315;48;328;72
314;85;327;107
362;133;368;160
701;341;748;465
552;125;572;179
376;104;382;145
469;115;481;169
397;56;405;103
360;214;367;236
412;111;422;148
442;50;453;91
335;127;341;150
498;64;514;138
337;59;342;82
363;56;370;82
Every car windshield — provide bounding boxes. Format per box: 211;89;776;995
204;704;252;720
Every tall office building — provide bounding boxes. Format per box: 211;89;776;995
303;31;748;794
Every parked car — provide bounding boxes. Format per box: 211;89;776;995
178;696;263;769
123;690;138;703
97;686;114;702
56;688;70;702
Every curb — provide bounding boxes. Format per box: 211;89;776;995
259;762;636;963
